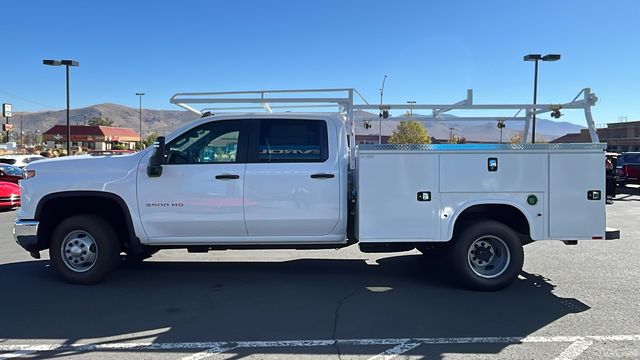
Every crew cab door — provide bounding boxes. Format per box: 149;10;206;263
137;119;248;243
243;118;341;238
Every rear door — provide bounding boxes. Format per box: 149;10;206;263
243;118;340;238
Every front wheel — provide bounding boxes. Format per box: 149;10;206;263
451;221;524;291
49;215;120;284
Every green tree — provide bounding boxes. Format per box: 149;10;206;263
388;121;432;144
87;117;114;126
136;132;160;150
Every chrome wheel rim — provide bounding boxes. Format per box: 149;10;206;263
467;235;510;279
61;230;98;273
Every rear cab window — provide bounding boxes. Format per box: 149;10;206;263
251;119;328;163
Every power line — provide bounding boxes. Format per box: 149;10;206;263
0;89;57;110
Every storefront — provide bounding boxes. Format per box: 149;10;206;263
43;125;140;151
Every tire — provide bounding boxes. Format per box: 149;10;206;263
451;221;524;291
49;215;120;284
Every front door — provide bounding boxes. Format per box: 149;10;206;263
137;119;248;243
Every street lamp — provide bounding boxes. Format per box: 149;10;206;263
136;92;145;148
378;75;387;144
523;53;560;143
407;100;416;117
43;59;80;155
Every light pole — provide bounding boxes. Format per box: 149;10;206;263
407;100;416;117
136;92;145;148
43;59;80;155
497;120;505;143
523;54;560;143
378;75;387;144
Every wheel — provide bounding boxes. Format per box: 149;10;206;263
49;215;120;284
451;221;524;291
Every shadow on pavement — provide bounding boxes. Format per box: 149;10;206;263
0;253;590;358
613;185;640;201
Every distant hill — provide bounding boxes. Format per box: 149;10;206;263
13;104;584;142
15;104;198;138
354;111;585;142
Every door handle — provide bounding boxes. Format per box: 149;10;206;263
310;173;335;179
215;174;240;180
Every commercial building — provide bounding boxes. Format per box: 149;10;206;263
551;120;640;152
43;125;140;151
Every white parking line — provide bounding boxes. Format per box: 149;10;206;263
553;338;594;360
180;345;237;360
0;334;637;358
0;350;36;359
367;342;421;360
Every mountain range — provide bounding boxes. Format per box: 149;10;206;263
10;104;584;142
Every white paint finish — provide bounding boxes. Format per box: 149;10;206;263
440;193;544;241
244;119;343;238
439;153;548;193
137;162;247;241
357;153;440;240
244;163;340;237
553;338;594;360
367;342;421;360
549;153;605;238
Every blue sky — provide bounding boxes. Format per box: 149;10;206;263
1;0;639;126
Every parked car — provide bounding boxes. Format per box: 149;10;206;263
0;155;45;168
0;164;23;184
0;181;20;209
615;152;640;186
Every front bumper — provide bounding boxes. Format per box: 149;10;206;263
13;220;40;252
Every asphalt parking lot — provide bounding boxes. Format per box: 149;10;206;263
0;188;639;360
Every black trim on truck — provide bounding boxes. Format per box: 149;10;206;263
33;191;143;254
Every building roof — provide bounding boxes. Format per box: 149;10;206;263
550;132;585;143
43;125;140;141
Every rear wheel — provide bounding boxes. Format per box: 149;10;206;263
49;215;120;284
451;221;523;291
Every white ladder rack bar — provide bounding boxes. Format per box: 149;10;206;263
169;87;600;168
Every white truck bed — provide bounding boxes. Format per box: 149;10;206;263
356;143;607;243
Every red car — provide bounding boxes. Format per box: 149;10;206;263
0;182;20;209
0;164;23;184
616;152;640;186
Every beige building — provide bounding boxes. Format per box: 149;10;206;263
552;120;640;152
43;125;140;151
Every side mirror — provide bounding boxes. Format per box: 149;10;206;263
147;136;166;177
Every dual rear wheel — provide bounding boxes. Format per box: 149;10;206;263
418;220;524;291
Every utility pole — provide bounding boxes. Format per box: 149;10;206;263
136;92;145;149
378;75;387;145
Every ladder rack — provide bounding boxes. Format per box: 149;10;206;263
170;88;600;168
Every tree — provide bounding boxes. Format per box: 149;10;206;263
136;132;160;150
87;117;114;126
388;121;432;144
510;132;523;144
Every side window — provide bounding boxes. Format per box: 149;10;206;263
167;120;243;164
256;119;328;163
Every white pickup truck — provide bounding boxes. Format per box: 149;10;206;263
13;88;619;290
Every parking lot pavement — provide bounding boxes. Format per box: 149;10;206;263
0;187;639;359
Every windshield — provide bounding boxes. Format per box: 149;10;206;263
0;165;23;176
